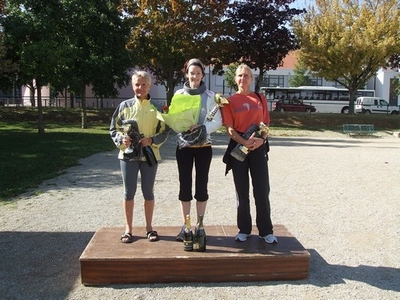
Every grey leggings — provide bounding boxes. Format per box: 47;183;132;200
120;159;158;200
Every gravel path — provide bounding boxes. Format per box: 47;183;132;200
1;130;399;300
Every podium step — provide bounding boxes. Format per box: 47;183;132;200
80;225;309;285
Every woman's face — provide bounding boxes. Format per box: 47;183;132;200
187;65;204;88
235;68;253;91
132;77;151;100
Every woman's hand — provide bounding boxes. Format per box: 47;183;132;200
122;136;131;148
246;137;264;150
140;136;152;147
189;124;200;131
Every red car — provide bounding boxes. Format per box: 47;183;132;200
273;99;316;113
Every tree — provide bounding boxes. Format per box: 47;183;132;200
293;0;400;114
392;76;400;98
214;0;304;92
387;53;400;71
58;0;132;128
121;0;229;104
1;0;132;130
0;0;15;77
2;0;70;133
289;59;312;87
387;53;400;98
224;62;240;93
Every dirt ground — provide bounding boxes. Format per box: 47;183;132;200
1;130;399;299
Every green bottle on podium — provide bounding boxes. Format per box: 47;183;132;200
183;214;193;251
193;215;206;252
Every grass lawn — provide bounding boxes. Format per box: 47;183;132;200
0;108;116;201
1;106;399;201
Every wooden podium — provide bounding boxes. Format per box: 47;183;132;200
80;224;309;285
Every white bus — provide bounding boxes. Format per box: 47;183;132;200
260;86;375;113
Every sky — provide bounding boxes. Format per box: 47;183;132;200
291;0;315;9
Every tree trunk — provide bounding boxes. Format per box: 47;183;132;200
81;85;87;129
37;86;45;134
70;93;75;108
29;81;35;107
165;78;175;106
166;87;175;106
254;67;265;93
64;89;68;108
348;88;357;114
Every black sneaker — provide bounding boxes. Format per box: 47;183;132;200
176;225;185;241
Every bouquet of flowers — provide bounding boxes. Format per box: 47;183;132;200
157;94;201;133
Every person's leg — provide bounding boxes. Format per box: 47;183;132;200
176;200;191;241
248;146;273;237
231;157;251;234
175;147;195;240
140;162;158;239
119;160;139;242
180;201;191;222
193;147;212;218
176;147;194;223
144;200;155;232
196;201;207;217
123;200;134;234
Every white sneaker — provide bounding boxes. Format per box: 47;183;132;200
235;233;251;242
259;234;278;244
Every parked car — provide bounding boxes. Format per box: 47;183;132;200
273;99;316;113
355;97;399;114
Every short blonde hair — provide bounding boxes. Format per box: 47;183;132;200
132;71;152;86
235;64;253;78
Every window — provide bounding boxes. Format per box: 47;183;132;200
380;99;389;106
262;75;284;87
309;77;323;86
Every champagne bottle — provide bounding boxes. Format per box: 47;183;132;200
140;134;157;167
193;215;206;252
183;214;193;251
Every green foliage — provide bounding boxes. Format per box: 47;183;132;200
0;0;16;78
388;54;400;97
122;0;229;103
59;0;132;99
224;62;240;92
289;60;312;87
216;0;305;92
293;0;400;113
1;0;132;129
392;76;400;97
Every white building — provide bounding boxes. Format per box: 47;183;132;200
12;53;400;109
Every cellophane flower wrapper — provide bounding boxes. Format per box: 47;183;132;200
156;94;201;133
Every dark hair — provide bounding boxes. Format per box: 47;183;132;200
184;58;205;76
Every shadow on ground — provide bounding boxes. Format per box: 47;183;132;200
0;231;93;299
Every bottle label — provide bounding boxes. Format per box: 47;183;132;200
197;236;206;252
239;145;249;154
193;242;199;250
183;239;193;251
